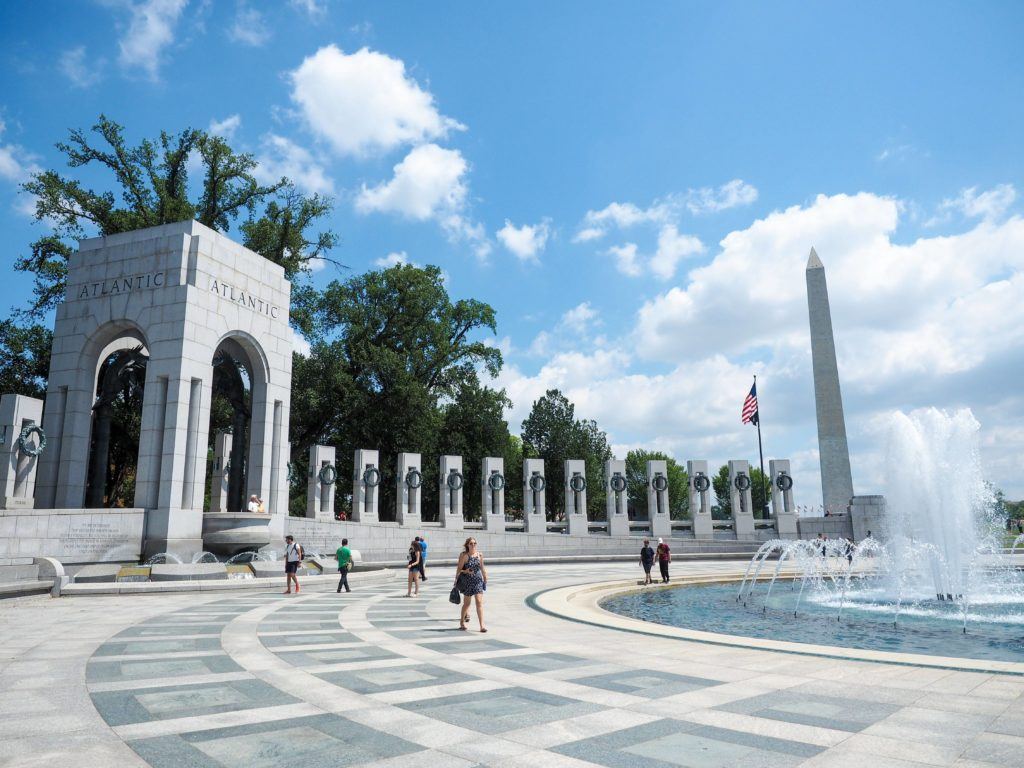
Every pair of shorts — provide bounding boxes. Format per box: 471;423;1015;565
285;561;299;574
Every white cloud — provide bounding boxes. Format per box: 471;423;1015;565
59;46;103;88
228;1;270;46
604;225;703;280
374;251;410;268
649;224;704;280
0;121;42;216
289;0;326;19
936;183;1016;223
607;242;642;277
209;114;241;139
356;143;466;219
561;302;598;334
496;219;551;263
289;45;464;158
117;0;188;80
574;200;673;243
289;326;312;357
685;179;758;215
254;134;334;195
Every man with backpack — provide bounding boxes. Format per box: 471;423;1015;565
284;535;303;594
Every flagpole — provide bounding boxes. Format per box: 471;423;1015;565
754;374;767;519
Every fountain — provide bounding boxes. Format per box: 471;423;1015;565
602;409;1024;662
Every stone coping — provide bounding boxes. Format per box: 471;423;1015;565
0;507;145;516
530;572;1024;676
61;567;396;596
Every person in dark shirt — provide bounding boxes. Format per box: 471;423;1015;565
639;538;655;585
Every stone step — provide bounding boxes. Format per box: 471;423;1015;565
0;580;53;599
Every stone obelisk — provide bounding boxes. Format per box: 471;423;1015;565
806;247;855;513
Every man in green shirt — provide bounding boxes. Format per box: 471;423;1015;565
336;538;352;593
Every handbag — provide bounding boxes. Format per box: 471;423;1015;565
449;585;461;604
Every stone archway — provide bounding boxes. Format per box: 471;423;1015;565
85;344;149;507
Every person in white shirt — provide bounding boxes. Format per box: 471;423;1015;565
284;535;302;594
247;494;260;513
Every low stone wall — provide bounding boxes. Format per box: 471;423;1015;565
285;517;764;563
796;514;854;540
0;508;144;565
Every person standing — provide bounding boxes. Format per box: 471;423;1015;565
639;538;655;585
247;494;260;513
284;535;302;594
417;536;428;581
455;537;488;632
406;538;422;597
336;538;352;593
656;537;671;583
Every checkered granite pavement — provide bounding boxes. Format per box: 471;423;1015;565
2;560;1024;767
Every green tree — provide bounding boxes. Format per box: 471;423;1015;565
0;321;53;399
623;450;690;519
17;115;336;319
521;389;612;519
288;264;503;518
712;464;731;519
502;434;524;518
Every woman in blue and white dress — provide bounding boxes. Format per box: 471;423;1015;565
455;537;488;632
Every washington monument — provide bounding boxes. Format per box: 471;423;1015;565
806;247;855;513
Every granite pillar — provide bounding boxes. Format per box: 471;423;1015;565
307;444;336;520
523;458;546;533
605;459;629;537
352;448;380;523
481;456;505;532
687;459;713;540
396;452;422;527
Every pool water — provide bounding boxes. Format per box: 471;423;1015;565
600;583;1024;662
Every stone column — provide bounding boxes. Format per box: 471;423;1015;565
396;452;422;527
688;459;713;540
0;395;44;509
605;458;629;537
352;448;380;523
729;459;755;539
482;457;505;532
306;444;336;520
647;459;671;538
769;458;797;537
564;459;588;536
209;432;232;512
439;454;464;530
523;458;546;533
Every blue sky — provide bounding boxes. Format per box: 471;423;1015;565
1;1;1023;505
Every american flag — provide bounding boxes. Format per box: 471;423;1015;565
741;381;759;425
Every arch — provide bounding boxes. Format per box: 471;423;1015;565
206;332;271;513
82;322;152;508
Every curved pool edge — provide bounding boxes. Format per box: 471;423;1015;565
526;574;1024;677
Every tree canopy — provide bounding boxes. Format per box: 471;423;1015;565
521;389;612;518
17;115;337;319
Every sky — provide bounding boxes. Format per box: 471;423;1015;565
0;1;1022;507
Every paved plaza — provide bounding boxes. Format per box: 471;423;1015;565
3;561;1024;768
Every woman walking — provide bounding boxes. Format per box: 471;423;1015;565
656;537;671;583
455;537;488;632
406;538;421;597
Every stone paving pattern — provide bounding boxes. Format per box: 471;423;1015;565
2;561;1024;767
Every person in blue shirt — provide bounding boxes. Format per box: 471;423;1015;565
416;536;427;581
